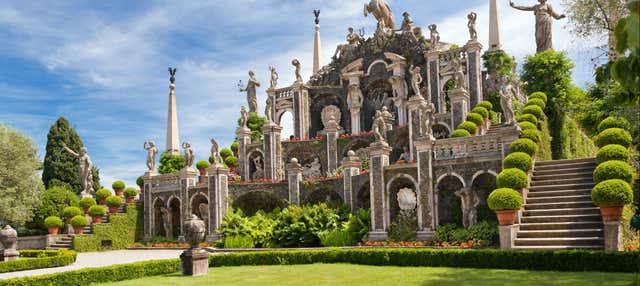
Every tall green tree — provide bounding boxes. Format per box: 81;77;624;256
0;122;44;225
41;117;100;195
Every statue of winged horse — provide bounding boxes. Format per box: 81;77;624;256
364;0;395;31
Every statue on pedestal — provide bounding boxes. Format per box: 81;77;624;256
265;95;274;123
269;66;278;89
467;12;478;41
454;187;480;229
510;0;565;53
333;27;364;60
144;141;158;172
409;65;423;98
182;142;194;169
420;102;436;138
499;75;517;126
452;58;465;90
160;207;173;239
210;138;221;166
180;214;208;276
239;71;261;113
381;106;394;131
397;12;417;41
428;24;440;48
364;0;395;31
292;59;303;83
347;83;363;108
62;142;94;198
372;110;388;143
239;106;248;129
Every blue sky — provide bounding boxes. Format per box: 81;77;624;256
0;0;602;189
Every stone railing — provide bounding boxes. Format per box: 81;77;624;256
148;173;181;192
274;86;296;99
433;134;501;161
438;47;467;66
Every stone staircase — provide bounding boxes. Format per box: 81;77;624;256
486;123;512;135
46;235;74;250
514;158;604;250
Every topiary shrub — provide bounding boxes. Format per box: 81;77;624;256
111;180;125;190
136;176;144;188
516;114;538;124
594;128;632;148
466;113;484;126
591;179;633;206
123;187;138;198
62;206;82;220
521;105;544;119
70;215;89;227
451;129;471;138
597;116;630;133
79;197;97;209
593;160;634;184
529;91;548;103
488;188;522;210
526;98;546;110
518;121;538;131
509;138;538;156
220;148;233;160
521;129;541;143
503;152;533;171
95;189;112;200
106;196;122;207
44;216;64;228
595;144;630;165
196;160;210;170
477;101;493;111
225;156;239;168
471;106;489;118
497;168;528;189
88;205;106;217
458;121;478;135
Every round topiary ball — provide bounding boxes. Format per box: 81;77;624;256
518;121;538;131
451;129;471;138
597;116;630;133
509;138;538;156
471;106;489;118
477;101;493;111
526;98;546;110
596;144;630;165
88;205;106;217
593;160;634;184
62;206;83;219
516;114;538;125
112;180;125;190
123;187;138;198
591;179;633;206
95;189;112;200
488;188;522;211
521;129;541;143
522;105;544;119
458;121;478;135
44;216;64;228
196;160;210;170
136;176;144;187
70;215;89;227
529;92;548;103
504;152;533;171
106;195;122;207
79;197;97;209
466;113;484;126
497;168;529;189
595;128;632;148
225;156;239;168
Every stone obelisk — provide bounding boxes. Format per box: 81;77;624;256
312;10;321;74
488;0;502;51
166;68;180;155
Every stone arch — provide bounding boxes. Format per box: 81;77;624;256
233;190;286;216
247;150;265;180
152;197;166;237
471;171;498;224
310;94;346;137
366;59;389;76
167;196;181;239
471;170;498;183
442;78;455;112
356;180;370;210
385;174;418;221
306;187;344;206
363;79;393;131
435;174;465;226
278;111;295;139
342;139;371;160
189;193;209;218
436;173;466;188
432;123;451;139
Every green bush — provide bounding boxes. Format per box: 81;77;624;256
88;205;106;217
111;180;125;190
220;148;233;160
70;215;88;227
528;91;548;103
346;208;370;243
509;138;538;156
458;121;478;135
30;187;80;232
521;105;544;119
106;195;122;207
95;189;112;200
123;187;138;198
496;168;528;189
597;116;630;133
467;221;499;244
0;250;76;274
488;188;522;210
136;176;144;187
471;106;489;118
593;160;634;184
526;98;546;110
79;197;97;209
272;204;340;247
466;113;484;126
230;141;239;154
503;152;533;171
520;129;541;143
196;160;210;170
62;206;82;219
518;121;538;131
158;152;185;174
73;204;141;252
319;229;354;247
451;129;471;138
225;156;239;168
477;100;493;111
594;128;632;148
44;216;63;228
516;114;538;124
591;179;634;206
434;224;459;242
224;235;255;248
596;144;630;165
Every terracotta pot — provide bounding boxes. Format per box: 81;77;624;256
66;217;72;224
599;205;624;222
47;227;59;235
92;216;102;224
74;227;84;235
98;199;106;205
138;187;144;194
199;169;206;176
115;189;124;197
495;210;516;226
126;196;135;203
83;207;89;214
109;206;119;214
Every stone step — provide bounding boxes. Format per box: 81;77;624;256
531;172;594;181
514;237;604;246
511;245;603;250
527;189;591;198
534;167;595;176
49;243;71;248
526;194;592;204
534;162;596;172
528;183;594;192
519;221;603;231
517;229;603;238
521;214;601;223
523;207;600;217
530;177;593;186
535;158;595;167
524;201;596;210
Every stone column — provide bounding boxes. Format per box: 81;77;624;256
287;158;304;205
142;172;154;241
464;41;483;109
235;127;252;181
368;142;392;241
179;168;198;240
425;50;442;113
166;82;180;155
313;23;321;74
406;95;427;162
449;88;470;129
498;225;518;249
342;70;364;135
604;221;623;251
206;164;229;242
489;0;503;52
324;120;341;174
386;53;409;125
262;123;283;180
341;151;361;212
292;84;310;139
415;138;436;240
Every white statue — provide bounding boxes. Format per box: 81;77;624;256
455;187;480;229
409;65;423;98
321;105;342;130
372;110;388;143
265;95;274;123
143;141;158;172
239;71;261;113
182;142;194;168
269;66;279;89
62;142;94;197
467;12;478;41
210;138;221;166
252;156;264;179
381;106;394;131
397;146;410;163
160;207;172;239
198;203;209;231
397;188;417;216
510;0;565;53
364;0;395;31
333;27;364;59
499;75;517;126
428;24;440;47
452;58;465;90
303;157;322;178
292;59;303;83
239;106;248;129
420;102;436;138
347;83;364;108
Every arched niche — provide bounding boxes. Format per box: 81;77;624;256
471;171;498;224
356;181;370;210
436;175;465;226
168;197;181;239
233;191;286;216
306;188;343;207
362;79;394;131
309;94;346;137
153;198;166;237
386;174;418;221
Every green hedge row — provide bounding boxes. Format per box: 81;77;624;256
73;203;140;252
0;250;77;274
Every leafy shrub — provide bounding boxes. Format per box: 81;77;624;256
319;229;354;247
596;144;630;165
225;156;239;168
597;116;630;133
347;208;370;243
497;168;528;189
196;160;210;170
488;188;522;210
220;148;233;160
521;105;544;119
224;235;255;248
111;180;125;190
591;179;634;206
471;106;489;118
158;152;185;174
451;228;471;242
521;129;541;143
106;196;122;207
526;98;546;110
503;152;533;171
477;100;493;111
593;160;634;184
272;204;340;247
72;204;140;252
220;209;253;237
516;114;538;124
123;187;138;198
136;176;144;187
509;138;538;156
388;214;417;242
466;113;484;126
458;121;478;135
230;141;238;154
79;197;97;209
434;224;458;242
44;216;63;228
88;205;106;217
70;215;88;227
451;129;471;138
594;128;632;148
95;189;112;200
528;91;548;102
467;221;499;244
518;121;538;131
30;187;79;231
0;250;76;274
62;206;82;219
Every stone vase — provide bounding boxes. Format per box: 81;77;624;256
599;205;624;222
495;210;516;226
0;225;18;250
115;189;124;197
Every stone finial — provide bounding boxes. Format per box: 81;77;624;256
291;158;298;164
313;9;320;25
168;67;177;84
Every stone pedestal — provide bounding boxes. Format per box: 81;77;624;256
406;95;427;162
425;50;442;113
415;138;436;237
368;142;392;241
262;123;283;180
349;107;362;134
287;159;304;206
324;124;341;174
449;88;470;129
464;41;483;110
235;127;252;181
180;248;209;276
498;225;518;250
142;172;155;241
0;225;19;262
0;248;19;262
341;151;361;211
604;220;623;251
292;85;310;139
206;165;229;242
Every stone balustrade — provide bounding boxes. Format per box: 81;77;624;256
433;134;501;161
274;86;296;99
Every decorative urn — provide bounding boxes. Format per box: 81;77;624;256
0;225;18;250
184;214;206;249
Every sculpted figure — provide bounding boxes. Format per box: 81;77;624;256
269;66;278;89
397;146;410;163
303;158;322;178
364;0;395;31
265;95;274;123
252;156;264;179
210;138;221;166
499;75;517;126
409;65;423;97
420;102;436;138
510;0;565;53
381;106;394;131
239;106;248;129
455;187;480;229
182;142;194;168
160;207;172;239
467;12;478;41
397;12;417;41
239;71;261;113
452;58;465;90
292;59;303;83
347;83;363;108
198;203;209;231
333;27;364;59
372;110;388;143
62;142;94;197
428;24;440;47
144;141;158;171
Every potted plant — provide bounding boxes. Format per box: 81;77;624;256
70;215;89;235
488;188;522;225
88;205;106;224
106;195;122;214
62;206;83;224
112;180;126;197
196;160;210;176
591;179;633;221
123;187;138;203
136;176;145;193
44;216;64;235
79;197;97;214
95;189;112;205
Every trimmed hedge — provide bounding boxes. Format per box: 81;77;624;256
62;206;82;219
106;195;122;207
71;215;88;227
88;205;106;217
112;180;125;190
79;197;97;209
44;216;64;228
528;92;548;102
487;188;522;210
594;128;633;148
95;189;112;200
593;160;634;184
123;187;138;198
503;152;533;171
525;98;546;110
516;114;537;124
497;168;528;189
521;129;541;143
518;121;538;131
451;129;471;138
466;113;484;126
597;116;630;133
521;105;544;119
0;250;76;274
196;160;210;170
477;101;493;111
509;138;538;156
595;144;630;165
458;121;478;135
73;204;140;252
471;106;489;118
591;179;634;206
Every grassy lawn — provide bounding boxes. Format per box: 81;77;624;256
101;263;638;286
